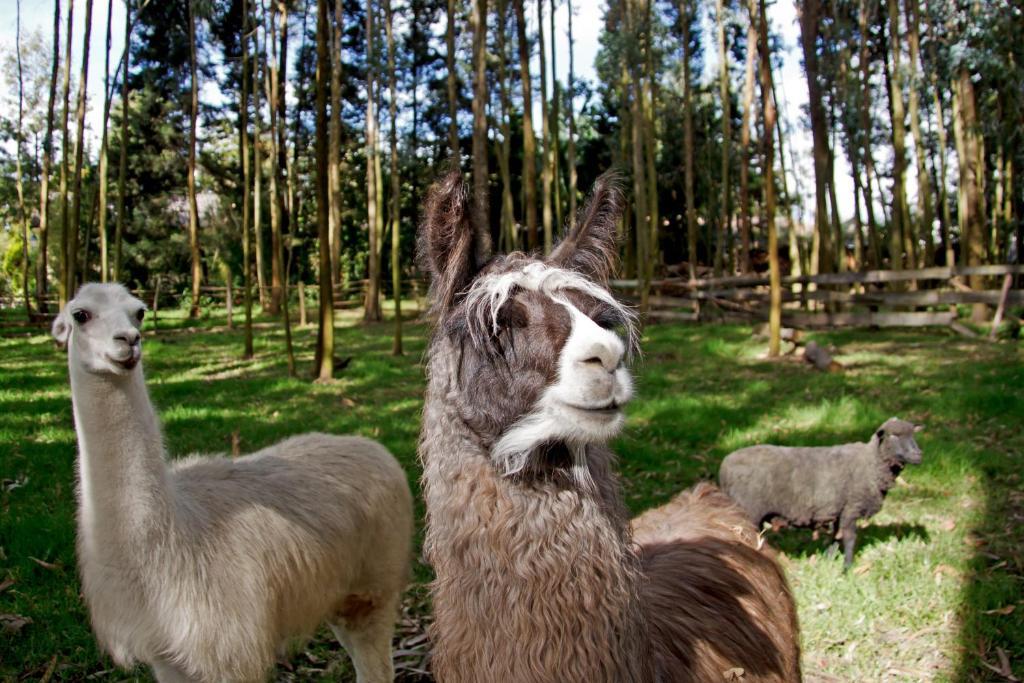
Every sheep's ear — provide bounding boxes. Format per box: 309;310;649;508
875;428;886;440
52;310;71;349
417;169;490;317
549;171;624;285
913;424;924;433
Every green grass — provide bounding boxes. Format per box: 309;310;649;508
1;305;1021;681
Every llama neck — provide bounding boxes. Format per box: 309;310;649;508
70;360;171;554
420;360;653;682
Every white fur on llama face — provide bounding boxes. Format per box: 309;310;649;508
465;261;636;483
53;283;147;376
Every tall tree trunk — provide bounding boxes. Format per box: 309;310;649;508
953;68;987;321
514;0;538;249
566;0;577;230
538;0;552;252
37;0;61;310
884;0;912;272
446;0;459;157
114;0;129;283
857;0;881;270
253;20;267;308
738;5;756;274
96;0;114;282
616;98;634;277
496;0;516;251
68;0;95;299
756;0;780;355
186;0;202;318
80;181;100;281
715;0;730;276
265;8;282;314
269;1;289;315
642;0;658;285
385;0;403;355
15;0;31;317
680;0;696;278
550;0;562;233
827;85;845;272
772;80;803;281
930;83;953;266
314;0;335;378
240;0;254;358
58;0;74;306
385;0;403;356
471;0;490;240
905;0;934;265
797;0;833;274
364;0;383;321
624;0;649;311
329;0;344;286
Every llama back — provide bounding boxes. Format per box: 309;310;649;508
633;483;802;683
158;433;412;679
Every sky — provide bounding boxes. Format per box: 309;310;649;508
0;0;887;229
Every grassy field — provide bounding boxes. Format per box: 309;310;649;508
1;302;1021;681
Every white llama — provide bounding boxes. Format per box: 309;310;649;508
52;282;412;683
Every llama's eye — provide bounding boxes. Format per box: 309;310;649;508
72;310;91;324
135;308;146;322
496;302;528;329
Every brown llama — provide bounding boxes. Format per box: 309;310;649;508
416;170;802;683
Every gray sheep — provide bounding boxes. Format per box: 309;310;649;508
718;417;923;569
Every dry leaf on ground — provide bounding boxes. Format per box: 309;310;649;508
0;613;33;634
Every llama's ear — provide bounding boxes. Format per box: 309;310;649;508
52;310;71;349
418;169;490;316
549;170;624;284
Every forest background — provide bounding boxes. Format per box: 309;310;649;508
0;0;1021;374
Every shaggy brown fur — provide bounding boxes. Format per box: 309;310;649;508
418;170;801;683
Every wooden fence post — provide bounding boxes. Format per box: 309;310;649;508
298;281;307;327
989;273;1013;339
152;276;161;334
226;274;234;330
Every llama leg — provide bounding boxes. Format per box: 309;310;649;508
330;599;397;683
150;660;199;683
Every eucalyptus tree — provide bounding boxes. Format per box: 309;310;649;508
37;0;61;309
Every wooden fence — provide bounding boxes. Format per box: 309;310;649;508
611;264;1024;330
5;267;1020;333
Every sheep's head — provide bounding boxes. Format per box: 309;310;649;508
53;283;146;377
418;170;636;486
874;417;923;466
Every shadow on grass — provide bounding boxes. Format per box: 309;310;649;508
765;523;930;562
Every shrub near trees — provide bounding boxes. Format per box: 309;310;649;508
1;0;1021;371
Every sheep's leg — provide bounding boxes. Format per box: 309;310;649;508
330;599;396;683
150;660;199;683
840;518;858;571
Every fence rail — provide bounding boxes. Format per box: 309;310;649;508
611;264;1023;331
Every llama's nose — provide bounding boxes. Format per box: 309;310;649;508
576;338;623;373
114;330;141;347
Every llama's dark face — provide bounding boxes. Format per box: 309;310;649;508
420;171;636;480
